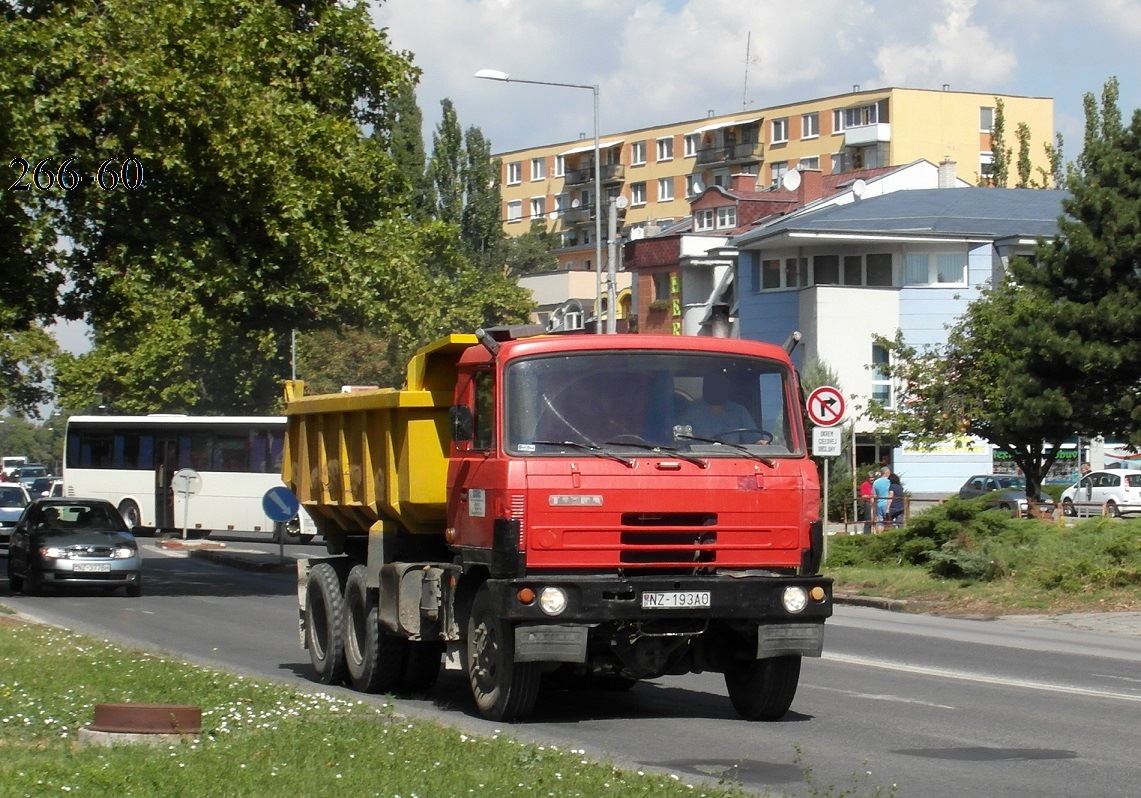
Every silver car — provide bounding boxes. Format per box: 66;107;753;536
6;498;142;596
0;483;30;548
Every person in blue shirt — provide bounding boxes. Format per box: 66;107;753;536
872;466;892;532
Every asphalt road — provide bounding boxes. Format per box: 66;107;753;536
3;539;1139;798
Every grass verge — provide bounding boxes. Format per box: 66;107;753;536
0;618;752;798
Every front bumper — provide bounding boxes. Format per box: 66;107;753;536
39;557;141;587
485;572;833;624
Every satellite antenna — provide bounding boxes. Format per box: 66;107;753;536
571;198;581;208
851;179;867;199
614;196;629;210
630;227;645;240
691;180;704;194
781;170;802;191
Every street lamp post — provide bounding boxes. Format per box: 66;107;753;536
475;69;610;332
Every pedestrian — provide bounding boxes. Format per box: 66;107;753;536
858;471;875;534
872;466;891;532
887;472;905;527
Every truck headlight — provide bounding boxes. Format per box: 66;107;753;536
782;586;809;614
538;587;568;616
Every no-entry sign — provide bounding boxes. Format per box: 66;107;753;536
806;386;846;427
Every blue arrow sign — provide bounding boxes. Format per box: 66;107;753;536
262;485;301;523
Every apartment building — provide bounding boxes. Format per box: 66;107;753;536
494;86;1054;272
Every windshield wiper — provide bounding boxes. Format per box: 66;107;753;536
604;440;708;469
675;433;775;468
532;440;635;468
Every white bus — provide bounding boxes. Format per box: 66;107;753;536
63;415;317;541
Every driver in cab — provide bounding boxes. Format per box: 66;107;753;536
677;372;758;442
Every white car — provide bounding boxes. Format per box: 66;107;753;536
0;483;31;548
1060;469;1141;517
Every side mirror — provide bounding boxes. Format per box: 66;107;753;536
449;405;474;443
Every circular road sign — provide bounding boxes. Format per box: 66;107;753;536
171;468;202;496
806;386;846;427
262;485;301;523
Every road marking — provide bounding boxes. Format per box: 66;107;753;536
812;684;955;709
823;652;1141;703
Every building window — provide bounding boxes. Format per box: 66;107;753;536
936;253;967;284
684;133;699;157
507;199;522;223
980;151;995;182
904;253;929;284
831;109;846;133
686;174;701;197
716;206;737;228
656;136;674;161
770;161;788;187
843;255;862;285
531;158;545;181
831;153;844;173
799;156;820;171
631;141;646;166
785;257;807;288
694;209;714;231
631;182;646;206
866;253;892;286
653;272;672;301
813;255;840;285
771;117;789;144
801;112;819;139
980;106;994;133
554;156;565;177
843;103;879;128
553;194;567;218
507;161;521;185
657;177;674;202
871;345;892;407
530;197;545;218
761;259;781;290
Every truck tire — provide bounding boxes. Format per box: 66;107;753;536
466;584;541;722
403;641;444;692
343;565;407;693
724;654;801;721
305;562;348;685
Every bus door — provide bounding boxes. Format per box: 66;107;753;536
153;435;180;529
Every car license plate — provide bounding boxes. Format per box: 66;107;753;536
641;590;710;609
73;562;111;573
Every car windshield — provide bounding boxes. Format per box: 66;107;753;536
504;351;798;456
0;486;27;508
995;476;1026;490
30;502;129;532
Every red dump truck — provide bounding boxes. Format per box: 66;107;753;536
284;327;831;722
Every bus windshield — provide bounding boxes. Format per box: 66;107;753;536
504;351;799;457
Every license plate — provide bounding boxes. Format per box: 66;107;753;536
73;562;111;573
641;590;710;609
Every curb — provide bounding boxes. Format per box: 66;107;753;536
187;549;296;573
832;593;909;612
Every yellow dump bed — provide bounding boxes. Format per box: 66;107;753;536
282;335;477;538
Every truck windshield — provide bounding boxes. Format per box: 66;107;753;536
504;351;799;457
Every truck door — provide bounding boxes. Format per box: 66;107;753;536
448;368;500;551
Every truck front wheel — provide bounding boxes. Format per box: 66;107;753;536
343;565;407;693
724;655;801;721
466;584;541;722
305;563;347;685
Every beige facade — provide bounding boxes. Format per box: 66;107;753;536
494;87;1054;268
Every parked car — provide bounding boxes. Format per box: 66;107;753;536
0;483;31;548
957;474;1051;515
6;498;142;597
1060;470;1141;517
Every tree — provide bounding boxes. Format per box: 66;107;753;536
428;98;465;225
461;126;504;269
1011;77;1141;446
989;98;1011;187
503;220;559;277
0;326;57;417
1;0;461;414
1015;122;1033;188
387;82;434;221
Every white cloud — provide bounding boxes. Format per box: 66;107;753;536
871;0;1017;88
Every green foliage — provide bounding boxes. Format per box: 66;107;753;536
989;97;1010;187
0;325;57;416
827;499;1141;593
504;220;560;276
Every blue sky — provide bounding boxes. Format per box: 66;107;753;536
372;0;1141;160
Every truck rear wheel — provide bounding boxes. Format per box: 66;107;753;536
466;584;541;722
724;654;801;721
305;562;348;685
343;565;407;693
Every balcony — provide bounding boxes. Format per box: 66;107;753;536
843;123;891;147
695;140;765;167
564;162;626;187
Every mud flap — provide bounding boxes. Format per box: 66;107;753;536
514;624;588;663
757;622;824;659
